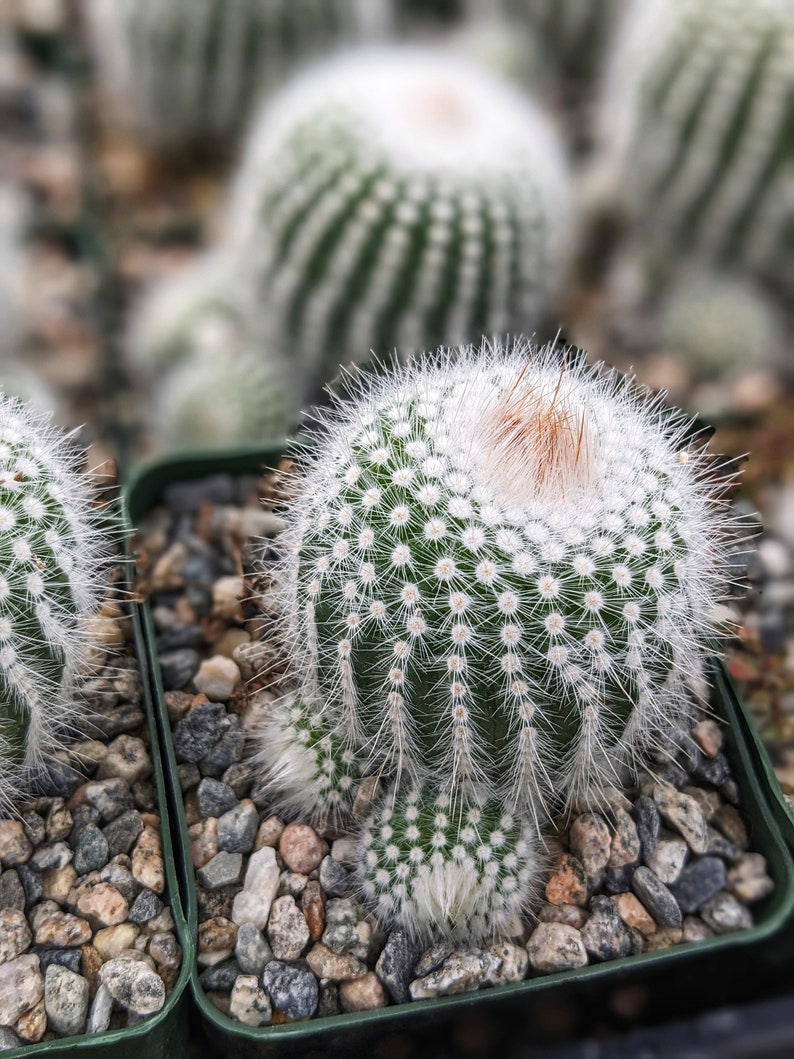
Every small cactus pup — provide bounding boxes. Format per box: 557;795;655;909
223;47;571;389
257;338;740;941
84;0;393;154
0;393;114;808
600;0;794;286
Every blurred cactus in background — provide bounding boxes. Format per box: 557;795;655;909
600;0;793;288
83;0;393;154
222;47;572;395
506;0;625;85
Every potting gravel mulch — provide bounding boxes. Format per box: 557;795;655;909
0;566;182;1046
133;467;777;1028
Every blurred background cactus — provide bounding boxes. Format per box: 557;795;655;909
0;392;113;807
256;339;738;939
83;0;393;156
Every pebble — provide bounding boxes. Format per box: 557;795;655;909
0;1027;21;1049
0;909;32;964
632;867;683;929
93;923;139;961
98;957;166;1015
414;941;454;978
72;825;110;875
581;897;634;961
615;893;657;936
31;842;73;871
21;813;46;848
197;778;238;819
301;880;326;941
229;975;272;1027
128;889;164;924
322;899;371;960
635;796;661;857
375;928;422;1004
212;576;245;622
35;949;82;974
568;814;611;878
178;762;201;792
526;923;588;974
194;656;241;702
231;846;280;930
44;964;88;1037
306;943;367;982
15;996;46;1042
409;951;499;1000
198;918;238;967
190;818;219;868
262;960;318;1022
485;941;529;985
682;917;715;943
221;762;255;800
700;891;754;934
103;810;144;857
727;853;775;904
545;853;588;906
217;800;259;854
197;852;243;891
99;858;137;903
0;822;33;866
670;857;727;914
713;804;749;849
97;736;152;785
0;870;25;912
173;700;230;762
0;955;43;1026
279;824;328;875
74;882;129;928
33;908;92;948
654;786;710;854
234;923;273;976
608;808;641;868
538;903;589;929
200;958;241;991
199;718;246;777
131;827;165;894
267;896;310;960
691;721;723;758
254;815;285;850
86;984;113;1034
646;837;689;885
339;972;387;1011
318;855;353;897
159;648;201;690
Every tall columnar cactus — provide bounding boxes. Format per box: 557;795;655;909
223;47;571;389
84;0;392;152
0;393;113;807
256;339;737;940
601;0;794;285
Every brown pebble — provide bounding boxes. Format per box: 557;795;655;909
190;818;219;868
80;944;103;995
164;691;194;723
545;854;588;907
301;880;326;941
279;824;328;875
538;903;589;929
691;720;722;758
339;972;387;1012
614;893;657;936
643;927;684;951
132;826;165;893
14;997;46;1043
0;821;33;866
254;816;285;850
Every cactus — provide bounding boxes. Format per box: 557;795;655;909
0;393;113;807
504;0;624;82
256;338;737;940
659;268;781;381
84;0;392;152
223;47;571;390
601;0;794;285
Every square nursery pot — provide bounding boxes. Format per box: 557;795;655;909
124;446;794;1059
1;540;193;1058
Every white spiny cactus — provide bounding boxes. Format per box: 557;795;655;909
256;338;739;941
84;0;392;152
0;393;113;807
223;47;572;387
601;0;794;285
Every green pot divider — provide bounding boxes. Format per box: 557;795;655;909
123;446;794;1058
4;524;193;1059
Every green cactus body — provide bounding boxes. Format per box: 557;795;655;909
224;47;571;386
0;395;111;803
603;0;793;284
86;0;392;151
257;340;735;939
506;0;624;82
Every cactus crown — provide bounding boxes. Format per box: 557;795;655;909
0;394;113;804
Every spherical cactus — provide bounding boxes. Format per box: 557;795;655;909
223;47;571;388
659;268;781;381
84;0;393;153
256;338;738;940
0;393;113;806
601;0;794;285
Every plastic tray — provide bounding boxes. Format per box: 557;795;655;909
124;446;794;1059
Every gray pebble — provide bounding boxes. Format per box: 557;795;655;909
0;870;25;911
654;786;709;854
31;841;72;871
415;941;455;977
235;923;273;976
375;928;423;1004
0;1027;21;1050
670;857;727;914
159;648;201;690
222;762;255;799
16;864;43;910
68;806;101;846
34;948;82;974
72;824;109;875
526;923;588;973
632;866;683;929
322;899;371;960
22;811;46;847
728;853;775;904
156;623;203;652
173;702;230;763
197;778;238;818
317;982;342;1018
103;810;144;857
646;837;689;885
99;859;137;904
318;855;353;898
705;827;740;862
128;889;164;924
98;957;166;1015
262;960;318;1022
197;852;243;890
409;950;498;1000
44;964;89;1037
45;760;83;799
700;891;754;934
581;897;634;962
217;801;259;854
177;762;201;792
267;896;310;960
604;864;636;894
199;958;241;991
690;750;731;788
199;717;246;777
634;796;661;857
86;983;113;1034
82;778;135;823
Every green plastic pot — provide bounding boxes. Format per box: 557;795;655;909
124;445;794;1058
4;544;193;1058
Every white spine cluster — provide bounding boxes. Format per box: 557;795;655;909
0;394;113;807
223;46;571;384
85;0;393;151
256;338;740;941
601;0;794;283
